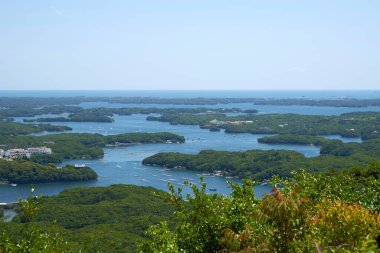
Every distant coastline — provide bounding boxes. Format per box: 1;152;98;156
0;89;379;99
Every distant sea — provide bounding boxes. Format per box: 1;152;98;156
0;90;380;99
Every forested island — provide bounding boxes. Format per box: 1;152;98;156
142;143;378;179
257;134;328;145
0;121;71;135
0;161;97;184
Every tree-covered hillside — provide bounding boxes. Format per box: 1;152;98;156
2;185;175;252
1;165;379;252
0;161;97;184
138;165;380;253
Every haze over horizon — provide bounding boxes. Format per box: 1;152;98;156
1;1;379;90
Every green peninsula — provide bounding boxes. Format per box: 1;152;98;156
0;121;71;135
0;161;97;184
0;132;185;164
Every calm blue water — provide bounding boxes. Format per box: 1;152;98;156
1;90;379;202
2;114;316;201
18;114;322;157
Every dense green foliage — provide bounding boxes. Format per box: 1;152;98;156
1;166;379;252
2;185;175;252
257;135;367;157
140;179;261;253
142;142;380;179
0;192;74;252
257;134;328;145
143;150;306;179
104;132;185;145
0;160;97;183
0;121;71;136
278;165;380;211
139;166;380;253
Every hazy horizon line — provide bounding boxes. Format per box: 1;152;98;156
1;89;380;92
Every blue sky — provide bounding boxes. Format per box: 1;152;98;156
0;1;379;90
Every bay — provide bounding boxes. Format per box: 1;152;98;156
1;90;379;202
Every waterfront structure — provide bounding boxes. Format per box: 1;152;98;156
2;146;52;159
209;119;254;125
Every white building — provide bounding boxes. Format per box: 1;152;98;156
27;147;52;155
2;146;52;159
4;149;29;157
